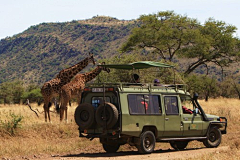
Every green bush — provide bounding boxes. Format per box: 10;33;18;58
0;111;23;136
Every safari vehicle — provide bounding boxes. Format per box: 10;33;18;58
74;61;227;154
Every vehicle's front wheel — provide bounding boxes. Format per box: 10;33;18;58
170;141;188;150
203;126;222;148
102;143;120;153
136;131;156;154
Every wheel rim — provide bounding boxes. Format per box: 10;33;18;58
100;109;110;121
80;110;89;122
144;136;153;151
209;131;217;142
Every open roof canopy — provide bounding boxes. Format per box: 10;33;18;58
98;61;174;70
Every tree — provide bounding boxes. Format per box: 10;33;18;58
219;77;236;98
185;74;218;100
121;11;200;62
22;86;42;104
121;11;240;75
0;80;24;104
183;18;240;75
221;75;240;99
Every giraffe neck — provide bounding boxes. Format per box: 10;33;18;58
82;67;102;83
57;56;90;83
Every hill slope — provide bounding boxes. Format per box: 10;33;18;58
0;16;239;85
0;16;138;84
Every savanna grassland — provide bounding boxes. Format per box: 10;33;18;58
0;98;240;160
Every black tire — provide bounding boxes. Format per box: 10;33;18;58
102;143;120;153
203;126;222;148
136;131;156;154
95;102;118;129
170;141;188;150
74;103;95;129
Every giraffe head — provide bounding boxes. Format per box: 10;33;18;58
88;52;96;65
99;62;110;73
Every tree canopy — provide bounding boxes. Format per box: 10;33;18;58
121;11;240;75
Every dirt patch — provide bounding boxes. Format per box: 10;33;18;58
35;146;229;160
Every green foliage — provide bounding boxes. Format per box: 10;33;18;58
121;11;240;75
0;81;42;104
22;88;42;103
0;17;137;84
0;111;23;136
183;18;240;75
121;11;200;61
0;80;24;104
185;74;219;100
0;15;240;100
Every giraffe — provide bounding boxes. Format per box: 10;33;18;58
59;62;110;122
41;53;95;122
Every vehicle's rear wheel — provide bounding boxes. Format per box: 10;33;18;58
203;126;222;148
136;131;156;154
74;103;95;129
95;102;118;129
170;141;188;150
102;143;120;153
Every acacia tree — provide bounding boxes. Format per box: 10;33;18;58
183;18;240;75
223;75;240;99
121;11;240;75
121;11;200;61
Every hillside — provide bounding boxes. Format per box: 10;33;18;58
0;16;139;84
0;16;239;86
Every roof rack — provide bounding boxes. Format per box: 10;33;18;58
85;82;187;93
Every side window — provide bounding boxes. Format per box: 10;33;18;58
128;95;145;114
164;96;179;115
147;95;162;114
128;94;161;115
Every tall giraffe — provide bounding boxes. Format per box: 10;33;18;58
41;53;95;122
59;62;110;122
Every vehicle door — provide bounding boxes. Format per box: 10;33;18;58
163;95;183;137
181;101;203;136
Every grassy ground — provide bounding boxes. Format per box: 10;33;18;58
0;98;240;159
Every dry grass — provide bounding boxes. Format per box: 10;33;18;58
0;103;105;159
186;98;240;160
0;98;240;159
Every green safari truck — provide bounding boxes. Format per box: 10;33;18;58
74;61;227;154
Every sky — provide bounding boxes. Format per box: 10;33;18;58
0;0;240;39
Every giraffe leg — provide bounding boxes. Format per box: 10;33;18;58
43;96;52;122
43;102;49;122
77;94;82;105
59;102;64;121
60;99;68;122
47;102;52;122
60;106;64;121
43;104;48;122
64;106;68;123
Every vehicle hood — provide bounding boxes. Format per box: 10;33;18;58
206;114;219;121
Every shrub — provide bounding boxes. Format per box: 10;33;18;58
0;111;23;136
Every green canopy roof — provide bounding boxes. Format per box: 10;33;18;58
98;61;174;70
